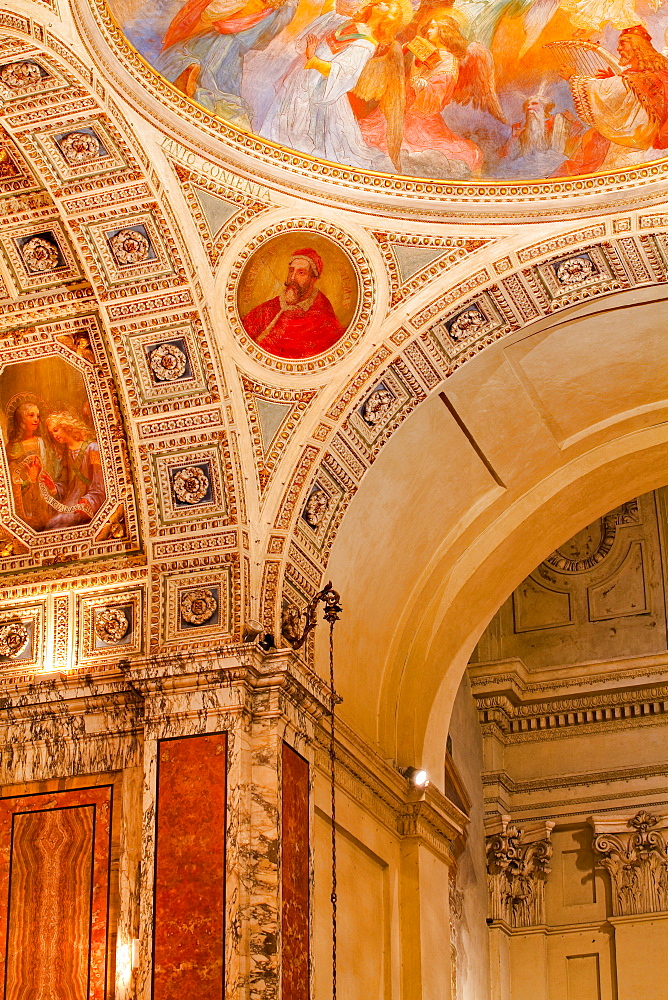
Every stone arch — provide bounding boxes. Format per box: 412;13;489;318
272;231;668;627
311;283;668;782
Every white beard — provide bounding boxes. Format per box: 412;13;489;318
519;111;549;155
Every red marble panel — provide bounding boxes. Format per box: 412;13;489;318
153;732;227;1000
282;743;310;1000
0;785;113;1000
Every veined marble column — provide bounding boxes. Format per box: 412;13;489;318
0;669;143;1000
130;645;331;1000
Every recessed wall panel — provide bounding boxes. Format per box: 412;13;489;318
153;732;227;1000
0;786;113;1000
282;743;310;1000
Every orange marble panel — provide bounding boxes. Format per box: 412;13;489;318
153;732;227;1000
0;785;113;1000
282;743;310;1000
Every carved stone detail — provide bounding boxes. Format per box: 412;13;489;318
590;810;668;917
486;816;554;927
449;870;464;1000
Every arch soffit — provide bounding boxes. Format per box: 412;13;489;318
319;289;668;772
0;23;244;649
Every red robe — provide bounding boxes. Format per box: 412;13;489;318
162;0;272;50
626;70;668;148
242;291;345;359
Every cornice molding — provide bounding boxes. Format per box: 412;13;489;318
471;652;668;741
313;715;468;860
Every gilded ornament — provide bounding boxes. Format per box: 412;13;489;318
149;343;187;381
180;588;218;625
0;61;42;89
0;149;18;179
281;602;302;646
59;131;101;163
20;236;59;273
555;256;596;285
172;466;210;505
362;386;394;426
303;488;330;528
94;607;130;643
449;307;486;341
109;228;150;266
0;621;28;658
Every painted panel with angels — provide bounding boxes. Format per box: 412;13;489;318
109;0;668;181
0;357;106;534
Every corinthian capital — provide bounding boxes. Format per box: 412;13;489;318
589;810;668;917
486;815;554;928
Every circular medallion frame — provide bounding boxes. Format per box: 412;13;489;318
226;220;374;373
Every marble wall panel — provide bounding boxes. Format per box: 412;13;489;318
152;732;227;1000
0;784;113;999
281;743;310;1000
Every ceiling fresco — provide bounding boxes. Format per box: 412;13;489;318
109;0;668;183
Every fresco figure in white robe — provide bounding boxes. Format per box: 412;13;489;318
261;1;404;170
156;0;298;122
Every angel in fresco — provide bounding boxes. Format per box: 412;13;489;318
357;14;507;176
156;0;298;123
5;397;56;531
260;0;408;170
42;412;106;529
472;0;657;67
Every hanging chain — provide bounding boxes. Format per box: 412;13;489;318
282;581;341;999
329;616;338;1000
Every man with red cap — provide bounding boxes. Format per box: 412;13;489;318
242;247;346;360
557;23;668;174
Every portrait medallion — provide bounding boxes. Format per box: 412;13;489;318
236;232;359;361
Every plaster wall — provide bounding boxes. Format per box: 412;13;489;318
313;788;398;1000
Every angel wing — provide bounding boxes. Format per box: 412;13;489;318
471;0;532;48
401;0;456;42
352;42;406;171
520;0;561;53
452;41;507;123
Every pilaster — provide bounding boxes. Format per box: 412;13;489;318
0;645;331;1000
590;809;668;1000
485;816;554;1000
